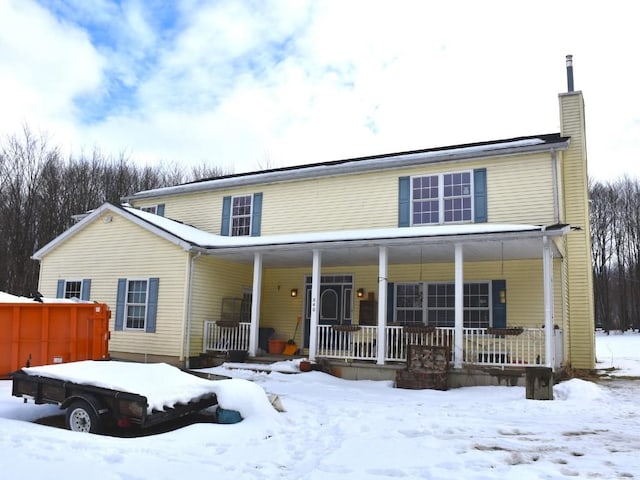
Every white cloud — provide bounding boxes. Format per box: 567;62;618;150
0;0;104;143
0;0;639;180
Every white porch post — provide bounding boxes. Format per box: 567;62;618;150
377;246;388;365
542;236;554;368
309;249;322;361
454;243;464;368
248;252;262;357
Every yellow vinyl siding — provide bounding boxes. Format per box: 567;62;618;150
38;212;190;359
388;259;562;328
559;92;595;369
259;259;563;341
188;256;253;356
131;151;558;236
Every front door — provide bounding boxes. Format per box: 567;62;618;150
303;275;353;348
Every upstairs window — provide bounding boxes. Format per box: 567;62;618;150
412;171;472;225
221;193;262;237
139;204;165;216
231;195;253;236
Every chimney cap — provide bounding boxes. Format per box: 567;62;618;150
566;54;573;67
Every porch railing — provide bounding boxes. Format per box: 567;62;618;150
315;325;563;370
202;321;564;371
203;320;250;352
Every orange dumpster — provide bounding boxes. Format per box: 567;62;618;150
0;301;110;378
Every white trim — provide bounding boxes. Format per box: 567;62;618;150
454;244;464;369
62;279;83;299
230;193;253;237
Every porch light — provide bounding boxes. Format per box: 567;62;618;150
290;288;298;297
499;289;507;304
356;288;365;298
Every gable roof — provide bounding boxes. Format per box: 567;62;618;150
125;133;570;201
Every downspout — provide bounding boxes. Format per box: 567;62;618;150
551;149;560;224
185;251;202;369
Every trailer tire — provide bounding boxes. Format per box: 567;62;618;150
66;400;102;434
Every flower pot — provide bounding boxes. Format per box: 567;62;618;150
268;339;286;354
299;360;312;372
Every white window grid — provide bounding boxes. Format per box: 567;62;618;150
64;280;82;299
231;194;253;236
125;279;149;330
411;170;474;225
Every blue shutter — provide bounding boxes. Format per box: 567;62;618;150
221;196;231;236
398;177;410;227
474;168;487;223
56;280;65;298
386;282;395;323
492;280;506;328
251;192;262;237
115;278;126;331
81;279;91;301
146;278;159;333
156;204;165;217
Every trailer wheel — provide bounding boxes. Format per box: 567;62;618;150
66;400;101;434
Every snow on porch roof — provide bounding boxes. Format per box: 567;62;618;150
123;205;568;252
31;203;569;261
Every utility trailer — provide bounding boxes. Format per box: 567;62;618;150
11;369;219;434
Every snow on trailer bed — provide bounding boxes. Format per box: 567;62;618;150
23;361;221;413
12;361;284;434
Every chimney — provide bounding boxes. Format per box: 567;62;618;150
566;54;574;92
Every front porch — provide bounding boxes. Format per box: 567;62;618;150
203;321;564;371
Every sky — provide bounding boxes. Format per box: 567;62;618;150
1;0;638;181
1;332;639;479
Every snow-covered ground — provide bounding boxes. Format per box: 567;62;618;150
1;332;639;479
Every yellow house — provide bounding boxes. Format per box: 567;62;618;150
33;59;594;385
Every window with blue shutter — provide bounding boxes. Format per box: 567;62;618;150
156;204;165;217
491;280;507;328
398;177;410;227
115;278;159;332
146;278;159;333
115;278;126;331
387;282;395;322
56;280;65;298
81;279;91;300
402;169;487;225
473;168;487;223
221;196;231;236
251;192;262;237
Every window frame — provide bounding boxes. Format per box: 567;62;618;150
124;279;149;331
230;194;254;237
393;281;492;328
63;280;83;299
410;170;474;226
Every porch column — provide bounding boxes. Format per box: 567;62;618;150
248;252;262;357
376;246;388;365
542;236;554;368
454;243;464;368
309;249;322;361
